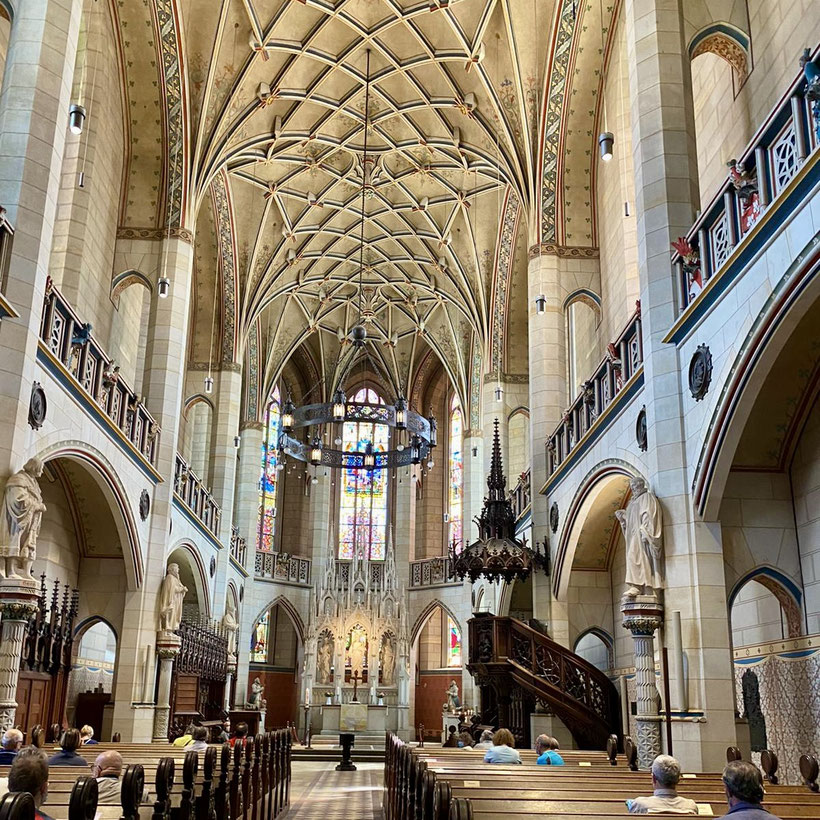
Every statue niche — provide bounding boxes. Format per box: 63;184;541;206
380;633;396;686
615;476;664;600
346;625;368;682
317;630;334;684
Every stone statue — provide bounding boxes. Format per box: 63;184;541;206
348;626;366;679
248;677;265;710
615;476;664;598
222;595;238;656
444;680;460;712
0;458;46;580
380;635;395;685
317;633;333;684
158;563;188;633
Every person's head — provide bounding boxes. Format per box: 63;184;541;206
479;729;493;744
534;734;550;754
8;748;49;808
80;725;94;742
1;729;23;751
448;726;456;736
223;719;230;731
93;751;123;779
234;722;248;738
651;755;682;789
492;729;515;748
722;761;764;807
193;727;208;743
61;728;80;753
548;737;560;750
457;732;473;748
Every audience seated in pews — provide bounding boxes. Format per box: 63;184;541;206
230;721;249;747
79;725;98;745
535;734;565;766
483;729;522;764
627;754;698;815
47;729;90;768
457;732;474;749
8;748;54;820
0;729;22;765
718;760;781;820
187;726;209;752
473;729;494;750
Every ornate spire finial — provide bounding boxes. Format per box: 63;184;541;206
487;418;506;497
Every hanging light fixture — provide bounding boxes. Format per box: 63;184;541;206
494;384;503;402
597;0;614;163
234;435;241;448
395;396;407;429
598;131;614;162
281;396;295;432
332;388;347;421
69;104;86;135
204;375;214;394
157;277;171;298
535;294;547;314
363;441;376;470
310;436;323;466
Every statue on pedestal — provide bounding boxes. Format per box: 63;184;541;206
0;459;46;580
444;680;460;712
615;476;664;599
317;632;333;684
158;564;187;633
380;635;395;686
222;594;238;656
248;677;266;710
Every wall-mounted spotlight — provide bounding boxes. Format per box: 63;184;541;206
535;294;547;315
157;277;171;298
69;104;87;135
598;131;614;162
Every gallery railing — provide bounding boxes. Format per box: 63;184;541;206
255;550;311;585
40;280;160;466
508;468;531;522
672;50;820;312
547;304;643;476
409;556;455;588
173;453;221;537
230;525;247;566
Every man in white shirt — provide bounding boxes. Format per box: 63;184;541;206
628;755;698;814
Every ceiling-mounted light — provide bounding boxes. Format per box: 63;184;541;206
281;396;295;432
598;131;614;162
332;388;347;422
535;294;547;315
310;436;323;466
204;375;214;394
158;277;171;298
395;396;407;430
69;104;86;135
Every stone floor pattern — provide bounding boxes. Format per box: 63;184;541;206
285;761;384;819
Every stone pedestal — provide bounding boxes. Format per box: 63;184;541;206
622;596;663;769
225;655;237;712
0;579;39;729
153;632;181;742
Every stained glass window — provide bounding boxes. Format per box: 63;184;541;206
338;387;389;560
448;395;464;552
257;386;281;552
250;610;269;662
447;617;462;667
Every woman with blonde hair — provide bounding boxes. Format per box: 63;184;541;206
483;728;522;764
79;726;98;745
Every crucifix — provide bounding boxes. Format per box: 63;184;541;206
351;671;361;703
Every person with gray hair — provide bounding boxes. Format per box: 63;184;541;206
535;734;564;766
718;760;780;819
0;729;23;764
8;748;54;820
627;754;697;814
473;729;494;750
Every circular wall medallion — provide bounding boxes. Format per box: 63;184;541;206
28;382;47;430
549;502;559;533
209;556;216;578
139;489;150;521
636;407;648;452
239;585;245;602
688;344;712;401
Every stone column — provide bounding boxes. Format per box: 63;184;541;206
153;632;181;742
234;422;264;567
0;0;83;472
622;598;664;769
0;582;39;729
225;653;237;712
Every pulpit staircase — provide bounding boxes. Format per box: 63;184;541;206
467;615;621;750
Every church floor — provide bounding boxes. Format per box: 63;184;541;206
284;761;385;819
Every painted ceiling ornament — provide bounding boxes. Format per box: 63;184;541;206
688;344;713;401
636;407;648;452
615;476;664;600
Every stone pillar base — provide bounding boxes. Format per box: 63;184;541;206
153;632;181;742
0;578;39;730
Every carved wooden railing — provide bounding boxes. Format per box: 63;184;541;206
409;556;455;587
173;453;221;537
40;281;160;465
672;50;820;312
468;615;620;749
230;525;247;566
508;468;531;522
254;550;311;585
547;305;643;476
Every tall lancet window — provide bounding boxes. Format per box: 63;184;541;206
448;395;464;551
338;387;389;560
257;385;281;552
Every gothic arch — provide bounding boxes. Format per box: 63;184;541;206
689;24;751;81
573;627;615;671
411;600;462;646
167;540;211;620
251;596;305;644
110;270;153;306
729;567;803;639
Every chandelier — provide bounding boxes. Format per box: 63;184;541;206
277;49;437;473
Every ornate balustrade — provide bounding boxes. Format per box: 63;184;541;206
255;550;311;585
39;281;160;466
508;468;531;522
672;51;820;313
546;305;643;477
409;556;456;588
173;454;221;537
230;525;247;566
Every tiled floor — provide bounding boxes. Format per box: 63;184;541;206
284;761;384;819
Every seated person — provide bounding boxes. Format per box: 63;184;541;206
8;748;54;820
0;729;23;764
443;726;459;748
535;734;564;766
216;719;230;744
79;725;98;745
187;726;209;752
229;722;249;748
47;729;90;767
457;731;474;749
473;729;494;750
718;760;781;820
627;754;698;814
93;750;124;803
482;728;522;764
173;723;195;747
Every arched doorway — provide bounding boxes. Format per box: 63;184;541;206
66;619;118;738
574;629;614;673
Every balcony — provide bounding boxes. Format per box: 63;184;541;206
668;49;820;343
508;468;531;524
38;281;160;473
409;556;457;588
255;550;311;585
173;454;221;539
230;526;247;567
545;305;643;485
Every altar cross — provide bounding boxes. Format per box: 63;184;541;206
351;670;361;702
